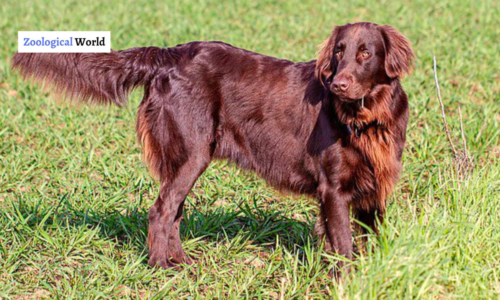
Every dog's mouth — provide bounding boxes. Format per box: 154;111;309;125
335;91;370;103
337;96;365;103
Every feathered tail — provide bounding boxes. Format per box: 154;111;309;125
12;47;172;106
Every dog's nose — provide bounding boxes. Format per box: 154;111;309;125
333;77;351;92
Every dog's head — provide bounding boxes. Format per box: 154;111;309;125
315;22;414;102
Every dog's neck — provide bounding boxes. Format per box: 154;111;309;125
334;82;396;137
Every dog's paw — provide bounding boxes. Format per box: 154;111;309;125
148;253;195;270
148;256;178;270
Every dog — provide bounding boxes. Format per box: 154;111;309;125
12;22;414;274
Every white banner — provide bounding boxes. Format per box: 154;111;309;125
18;31;111;53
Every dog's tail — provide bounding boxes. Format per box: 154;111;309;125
12;47;173;106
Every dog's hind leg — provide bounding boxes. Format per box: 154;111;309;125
138;72;216;269
147;155;209;268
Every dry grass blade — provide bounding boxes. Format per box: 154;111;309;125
457;106;474;177
432;56;474;180
433;55;457;157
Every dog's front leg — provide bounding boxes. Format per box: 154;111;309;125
320;188;353;275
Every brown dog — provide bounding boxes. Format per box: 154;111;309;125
12;22;414;274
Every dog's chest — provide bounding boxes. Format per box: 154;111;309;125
340;127;401;211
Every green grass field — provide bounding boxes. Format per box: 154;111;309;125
1;0;499;299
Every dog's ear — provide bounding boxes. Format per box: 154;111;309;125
380;25;415;79
315;26;341;86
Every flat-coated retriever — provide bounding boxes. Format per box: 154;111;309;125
12;22;414;275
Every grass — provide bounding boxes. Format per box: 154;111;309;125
1;0;499;298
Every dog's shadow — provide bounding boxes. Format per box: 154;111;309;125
16;197;316;256
182;201;316;253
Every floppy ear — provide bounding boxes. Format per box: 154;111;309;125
380;25;415;79
315;26;340;86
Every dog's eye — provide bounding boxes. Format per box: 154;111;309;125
361;50;370;58
335;51;343;58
